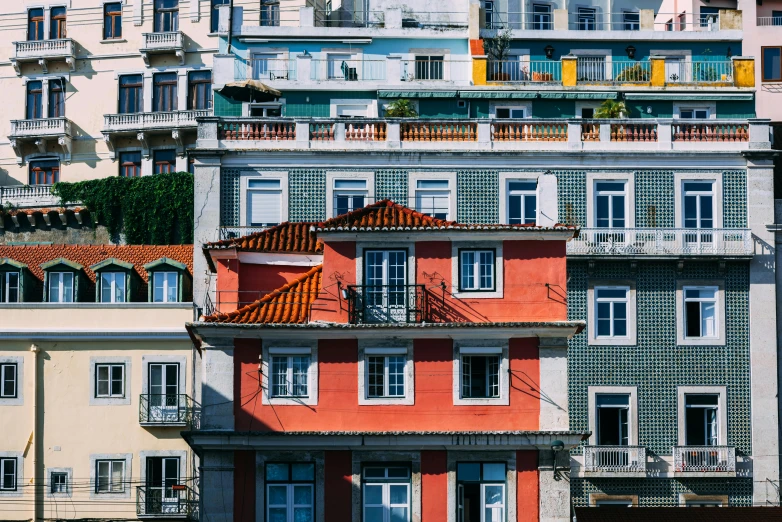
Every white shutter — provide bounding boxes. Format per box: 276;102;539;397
250;190;281;226
336;104;369;117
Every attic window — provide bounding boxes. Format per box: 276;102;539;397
100;272;127;303
2;272;20;303
153;272;178;303
49;272;74;303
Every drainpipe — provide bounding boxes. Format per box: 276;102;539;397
30;343;41;522
226;0;234;54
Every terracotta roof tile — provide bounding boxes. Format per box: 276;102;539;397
205;222;322;253
202;265;322;324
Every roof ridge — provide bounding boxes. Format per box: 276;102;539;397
257;264;322;305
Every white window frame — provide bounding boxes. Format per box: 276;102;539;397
408;172;456;221
95;363;125;398
2;272;20;303
152;271;178;303
594;286;629;338
676;386;727;446
270;354;310;398
451;242;503;299
586;173;635;229
458;249;496;292
326;171;374;219
676;281;725;346
499;172;540;226
51;471;68;494
362;466;412;522
587;386;638;446
674;173;723;229
240;171;289;228
358;345;414;405
453;345;509;406
490;104;531;119
47;467;72;498
100;271;127;303
407;48;451;81
262;346;318;406
505;179;537;225
267;482;315;522
48;271;74;303
0;458;17;492
95;459;126;493
329;98;378;118
587;280;637;346
0;363;17;399
246;178;283;227
683;285;719;339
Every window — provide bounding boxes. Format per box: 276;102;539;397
679;108;709;119
26;81;43;120
594;181;626;228
145;456;180;510
596;394;629;446
48;79;65;118
622;11;639;30
96;363;125;398
367;354;405;398
96;460;125;493
577;8;596;30
461;354;500;399
577;56;606;81
414;180;450;219
104;3;122;39
665;19;673;31
28;9;44;41
0;459;17;491
247;179;282;226
507;180;536;225
152;272;178;302
683;286;718;339
495;107;526;119
596;499;633;507
100;272;126;303
29;160;60;186
188;71;212;110
685;394;719;445
51;472;68;494
50;7;67;39
252;53;285;81
270;353;310;398
154;0;179;32
414;55;444;80
456;463;505;522
459;250;495;291
532;4;552;30
119;151;142;178
362;466;410;522
210;0;229;32
2;272;20;303
773;10;782;26
594;287;629;339
260;0;281;26
266;463;315;522
678;12;686;31
333;179;367;216
364;250;408;323
119;75;143;114
763;47;782;82
154;149;176;174
581;107;595;118
1;364;17;398
484;0;495;28
48;272;74;303
699;7;719;28
153;73;178;112
326;54;357;80
683;181;714;246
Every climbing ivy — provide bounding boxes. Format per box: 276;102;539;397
52;172;194;245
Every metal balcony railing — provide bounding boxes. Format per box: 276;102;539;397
583;446;647;473
10;117;71;138
104;110;211;132
567;228;753;257
137;485;196;518
487;60;562;82
674;446;736;473
757;16;782;26
347;285;427;324
139;394;194;425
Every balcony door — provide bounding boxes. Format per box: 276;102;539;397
153;73;178;112
683;181;714;248
148;363;179;422
365;250;407;323
26;81;43;120
593;181;627;249
146;457;180;514
48;79;65;118
596;394;630;467
154;0;179;32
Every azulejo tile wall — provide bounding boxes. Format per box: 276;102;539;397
571;477;753;507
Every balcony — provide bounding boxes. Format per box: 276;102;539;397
102;110;211;158
567;228;753;258
0;186;60;208
347;285;427;324
673;446;736;476
12;39;75;75
139;393;196;426
583;446;647;475
137;485;196;518
8;118;72;164
757;16;782;26
140;32;184;66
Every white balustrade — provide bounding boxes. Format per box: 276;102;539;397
583;446;646;473
567;228;753;256
0;186;61;208
104;110;212;132
10;118;71;137
674;446;735;473
142;31;183;49
14;39;74;59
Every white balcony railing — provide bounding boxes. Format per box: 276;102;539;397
14;38;74;60
757;16;782;26
0;186;60;208
567;228;753;257
10;117;71;138
674;446;736;473
583;446;647;473
142;31;183;49
104;110;212;132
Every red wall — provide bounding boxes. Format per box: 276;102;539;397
421;451;448;521
215;258;312;312
310;241;356;323
517;450;540;522
233;450;255;522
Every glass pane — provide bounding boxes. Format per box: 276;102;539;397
364;484;383;505
484;485;504;504
596;394;630;406
63;273;73;302
365;507;384;522
390;507;408;522
291;463;314;481
248;179;281;189
417;180;449;189
115;273;126;302
294;507;313;522
268;508;287;522
101;273;113;302
763;48;781;80
457;463;480;482
166;272;178;302
293;485;312;505
389;484;408;504
266;463;289;481
485;507;503;522
482;463;505;481
363;467;385;478
596;288;627;299
268;485;287;505
334;179;366;189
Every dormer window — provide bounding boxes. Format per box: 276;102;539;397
41;258;84;303
91;258;136;303
49;272;74;303
153;272;178;302
100;272;126;303
144;258;191;303
0;259;29;304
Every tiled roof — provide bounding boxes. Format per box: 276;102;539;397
0;244;193;283
193;319;586;331
202;265;322;324
574;508;782;522
205;222;322;253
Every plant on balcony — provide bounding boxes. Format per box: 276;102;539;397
484;28;513;81
52;172;193;245
615;63;650;82
693;62;722;82
594;99;627;119
385;99;419;118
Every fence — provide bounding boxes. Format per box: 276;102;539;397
487;60;561;82
664;61;733;83
583;446;647;473
567;228;753;256
673;446;736;473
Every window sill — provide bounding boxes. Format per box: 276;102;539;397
588;336;637;346
359;396;414;406
454;396;509;406
678;337;725;346
100;38;127;44
452;289;503;299
266;396;317;406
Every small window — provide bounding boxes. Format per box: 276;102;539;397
679;108;709;119
119;151;142;178
362;466;411;522
0;458;17;491
210;0;229;33
152;272;178;303
48;79;65;118
96;460;125;493
459;250;495;291
260;0;281;26
50;7;67;39
495;107;525;119
685;394;719;445
48;272;74;303
154;149;176;174
684;287;718;339
678;12;686;31
508;180;536;225
414;179;450;219
188;71;212;111
29;159;59;186
247;179;282;226
51;472;68;494
1;363;18;399
456;463;506;522
119;75;143;114
622;11;639;30
484;0;495;28
153;72;178;112
28;8;45;41
26;80;43;120
596;394;629;445
266;463;315;522
531;4;552;30
594;287;629;339
581;107;595;118
333;179;367;216
367;354;405;398
96;363;125;398
154;0;179;32
763;47;782;82
104;2;123;39
577;7;596;30
413;55;444;80
461;354;500;399
100;272;127;303
699;7;719;28
683;181;714;231
2;272;20;303
665;19;673;31
270;354;310;398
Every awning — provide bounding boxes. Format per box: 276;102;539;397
459;91;538;99
218;80;281;102
624;92;754;101
379;90;458;98
538;91;617;100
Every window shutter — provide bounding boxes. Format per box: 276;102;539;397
250;190;281;225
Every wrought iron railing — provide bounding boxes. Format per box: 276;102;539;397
487;60;561;82
674;446;735;473
139;394;195;425
567;228;753;256
584;446;647;473
347;284;426;324
137;485;196;517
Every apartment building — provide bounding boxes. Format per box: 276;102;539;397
0;244;197;521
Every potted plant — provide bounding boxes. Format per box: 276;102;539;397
484;28;513;81
594;99;627;119
385;99;419;118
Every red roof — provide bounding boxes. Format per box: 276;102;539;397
206;222;322;253
202;265;322;324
